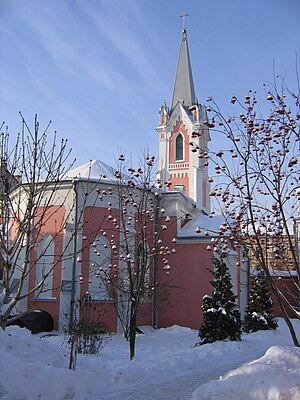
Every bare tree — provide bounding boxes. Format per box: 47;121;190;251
87;153;176;359
0;114;78;330
198;74;300;346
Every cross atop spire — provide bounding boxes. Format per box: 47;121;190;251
180;12;189;32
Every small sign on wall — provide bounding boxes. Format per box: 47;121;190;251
61;280;73;292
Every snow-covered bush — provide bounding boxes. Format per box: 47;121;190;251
65;296;111;356
196;255;241;345
243;269;278;333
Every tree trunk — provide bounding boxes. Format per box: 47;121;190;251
69;334;78;370
129;304;137;360
0;297;18;331
0;316;7;331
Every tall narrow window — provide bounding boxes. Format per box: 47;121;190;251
175;134;183;161
137;242;149;278
136;242;150;301
36;234;54;299
89;236;111;300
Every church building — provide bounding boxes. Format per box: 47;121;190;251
154;23;248;328
6;24;248;332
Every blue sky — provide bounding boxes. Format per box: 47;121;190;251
1;0;299;168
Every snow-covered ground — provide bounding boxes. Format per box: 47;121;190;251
0;319;299;400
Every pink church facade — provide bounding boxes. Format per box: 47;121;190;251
13;25;249;332
22;183;246;332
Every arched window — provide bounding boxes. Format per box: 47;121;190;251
36;234;54;299
175;134;184;161
89;236;111;300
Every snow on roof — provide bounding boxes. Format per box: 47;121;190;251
65;160;116;182
250;268;298;278
178;214;227;238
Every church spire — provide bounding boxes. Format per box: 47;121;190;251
170;13;196;110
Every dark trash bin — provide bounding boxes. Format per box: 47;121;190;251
7;310;54;334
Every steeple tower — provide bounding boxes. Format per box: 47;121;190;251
171;20;196;110
156;16;211;214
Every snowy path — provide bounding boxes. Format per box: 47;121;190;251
90;357;255;400
2;322;299;400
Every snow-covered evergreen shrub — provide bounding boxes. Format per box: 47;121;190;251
196;255;241;345
243;269;278;333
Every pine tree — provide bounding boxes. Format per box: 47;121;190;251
243;269;278;333
197;255;242;345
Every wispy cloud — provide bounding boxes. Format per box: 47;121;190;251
3;0;123;92
81;0;169;92
0;0;174;166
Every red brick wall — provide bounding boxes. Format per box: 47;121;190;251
271;277;298;318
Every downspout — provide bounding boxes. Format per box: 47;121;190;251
69;179;79;332
152;197;160;329
293;218;300;310
246;246;251;310
165;133;169;191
